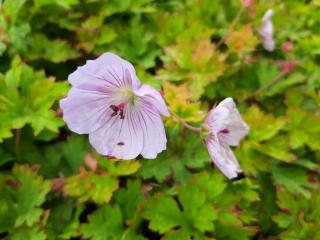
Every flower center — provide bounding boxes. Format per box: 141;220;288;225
116;87;137;106
109;88;138;119
110;104;125;119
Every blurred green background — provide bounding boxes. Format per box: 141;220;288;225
0;0;320;239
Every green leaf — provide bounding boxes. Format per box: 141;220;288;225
143;195;183;233
60;135;90;175
251;136;296;162
257;60;279;87
81;205;144;240
114;180;144;221
0;165;51;231
244;105;287;142
0;58;68;137
266;73;305;96
143;184;217;236
272;165;312;198
138;152;171;182
64;169;119;204
44;39;79;63
46;199;84;240
215;224;254;240
81;205;124;240
193;171;227;202
98;158;141;176
7;226;46;240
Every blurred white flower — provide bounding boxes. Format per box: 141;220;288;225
259;9;275;51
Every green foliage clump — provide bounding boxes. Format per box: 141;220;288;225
1;0;320;239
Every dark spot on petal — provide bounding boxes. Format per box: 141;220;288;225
117;142;125;146
220;128;229;134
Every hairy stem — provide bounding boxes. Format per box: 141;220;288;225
170;110;201;133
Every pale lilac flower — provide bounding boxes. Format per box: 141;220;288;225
60;52;170;160
203;98;249;180
259;9;275;52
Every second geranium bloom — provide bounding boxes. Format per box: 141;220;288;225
203;98;249;180
60;53;170;160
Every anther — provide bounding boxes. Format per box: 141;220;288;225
119;109;124;119
110;104;125;119
110;105;119;117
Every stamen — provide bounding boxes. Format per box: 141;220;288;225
110;105;119;117
109;104;125;119
117;142;125;146
119;109;124;119
110;105;118;111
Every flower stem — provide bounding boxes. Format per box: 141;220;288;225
240;71;286;102
216;5;246;49
170;110;201;133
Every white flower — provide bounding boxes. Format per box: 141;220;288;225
259;9;275;52
203;98;249;179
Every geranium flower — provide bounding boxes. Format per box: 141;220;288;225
60;53;170;160
259;9;275;52
203;98;249;180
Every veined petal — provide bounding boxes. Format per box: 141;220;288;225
136;104;167;159
134;84;170;117
60;85;115;134
206;98;249;146
206;135;242;179
89;105;144;160
68;52;141;89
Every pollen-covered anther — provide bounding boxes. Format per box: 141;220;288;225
110;104;125;119
110;105;119;117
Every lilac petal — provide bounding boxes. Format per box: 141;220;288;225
259;9;275;52
262;9;273;22
60;85;115;134
136;105;167;159
206;135;242;179
262;38;275;52
207;98;249;146
206;105;230;131
89;106;144;160
68;52;141;89
134;84;170;117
